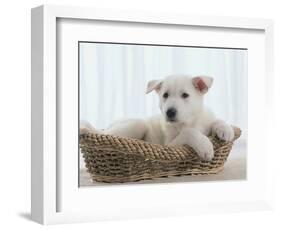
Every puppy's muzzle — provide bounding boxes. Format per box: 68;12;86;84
166;108;177;121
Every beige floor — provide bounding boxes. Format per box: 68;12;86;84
79;141;246;187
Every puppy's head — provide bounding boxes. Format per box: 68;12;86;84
146;75;213;123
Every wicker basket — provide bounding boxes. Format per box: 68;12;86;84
80;126;241;183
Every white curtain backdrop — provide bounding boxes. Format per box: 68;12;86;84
79;43;247;140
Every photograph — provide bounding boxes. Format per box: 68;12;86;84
28;3;276;225
78;41;248;186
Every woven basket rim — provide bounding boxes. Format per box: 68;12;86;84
80;125;241;150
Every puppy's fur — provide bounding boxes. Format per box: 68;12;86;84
81;75;234;161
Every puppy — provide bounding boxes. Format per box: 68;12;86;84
80;75;234;161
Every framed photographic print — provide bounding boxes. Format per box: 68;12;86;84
31;5;274;224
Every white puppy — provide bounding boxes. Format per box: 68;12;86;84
81;75;234;161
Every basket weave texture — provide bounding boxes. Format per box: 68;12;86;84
80;126;241;183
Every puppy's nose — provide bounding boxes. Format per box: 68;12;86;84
166;108;177;119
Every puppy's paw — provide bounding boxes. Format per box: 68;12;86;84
213;123;234;142
80;126;92;135
80;121;99;135
195;136;214;161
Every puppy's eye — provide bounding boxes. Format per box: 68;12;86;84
181;93;189;99
163;92;169;99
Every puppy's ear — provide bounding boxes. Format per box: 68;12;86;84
192;76;213;94
146;80;162;94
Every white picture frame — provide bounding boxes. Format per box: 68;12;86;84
31;4;274;225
